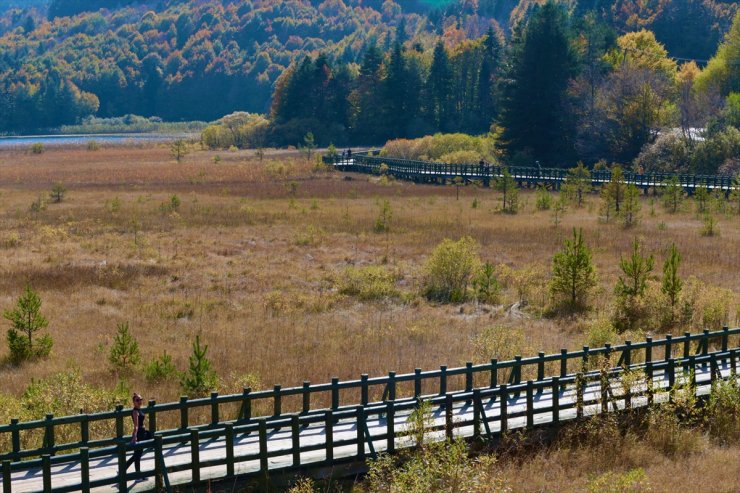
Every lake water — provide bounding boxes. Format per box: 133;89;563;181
0;133;191;148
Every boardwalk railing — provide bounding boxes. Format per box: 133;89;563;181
325;152;739;192
1;328;738;492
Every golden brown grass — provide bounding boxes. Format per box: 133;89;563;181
0;144;738;417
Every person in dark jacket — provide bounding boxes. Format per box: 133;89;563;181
125;393;151;475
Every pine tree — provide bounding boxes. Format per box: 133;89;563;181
661;243;682;327
662;175;685;213
109;321;140;373
427;41;453;131
600;165;627;221
694;185;709;213
550;228;597;311
562;162;591;208
181;335;218;397
621;184;641;228
613;237;654;331
170;139;188;162
3;285;53;364
616;238;654;298
384;42;408;138
498;2;576;166
496;168;518;214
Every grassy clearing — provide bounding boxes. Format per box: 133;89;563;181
0;145;737;418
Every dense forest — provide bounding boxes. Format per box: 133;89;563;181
0;1;738;169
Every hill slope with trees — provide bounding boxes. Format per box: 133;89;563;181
0;0;737;156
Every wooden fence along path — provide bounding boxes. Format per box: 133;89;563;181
1;328;739;492
325;152;739;192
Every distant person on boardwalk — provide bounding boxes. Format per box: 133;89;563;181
125;393;151;476
347;148;352;160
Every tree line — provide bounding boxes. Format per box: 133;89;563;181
213;5;739;172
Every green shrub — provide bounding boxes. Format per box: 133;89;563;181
705;377;740;444
108;321;140;374
3;286;53;364
585;318;618;349
144;351;178;383
180;335;219;397
472;325;531;362
201;112;269;150
337;266;399;300
535;185;552;210
86;140;100;151
30;195;47;212
30;143;44;154
423;237;481;303
700;214;719;237
587;468;651;493
374;199;392;233
473;262;501;304
438;150;481;164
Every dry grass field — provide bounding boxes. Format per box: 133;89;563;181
0;143;738;411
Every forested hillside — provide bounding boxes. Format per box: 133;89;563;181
0;0;738;167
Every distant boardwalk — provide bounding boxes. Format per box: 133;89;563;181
1;328;738;492
325;152;738;192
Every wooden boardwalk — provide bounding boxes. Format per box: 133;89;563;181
4;362;733;493
327;153;739;192
2;330;738;492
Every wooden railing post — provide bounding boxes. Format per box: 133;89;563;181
190;429;200;484
302;381;311;414
325;410;334;463
258;419;268;474
115;405;125;440
526;381;534;429
180;397;188;429
80;414;89;446
116;443;126;492
148;399;157;434
465;362;473;393
356;406;366;459
331;378;340;410
388;372;396;402
80;447;90;493
560;349;568;379
225;424;235;477
273;385;282;416
440;366;448;395
473;389;481;438
490;359;498;388
445;394;453;440
44;414;55;455
361;375;369;406
385;402;395;453
210;392;219;426
624;341;632;368
665;334;673;361
537;352;545;381
551;377;559;425
414;368;422;399
42;454;52;493
500;385;508;433
683;332;691;359
154;435;163;491
722;326;729;352
3;460;12;493
668;358;676;402
601;369;609;413
241;387;252;421
576;373;584;418
10;418;20;461
292;415;300;467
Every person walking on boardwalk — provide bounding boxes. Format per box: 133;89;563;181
125;393;151;475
